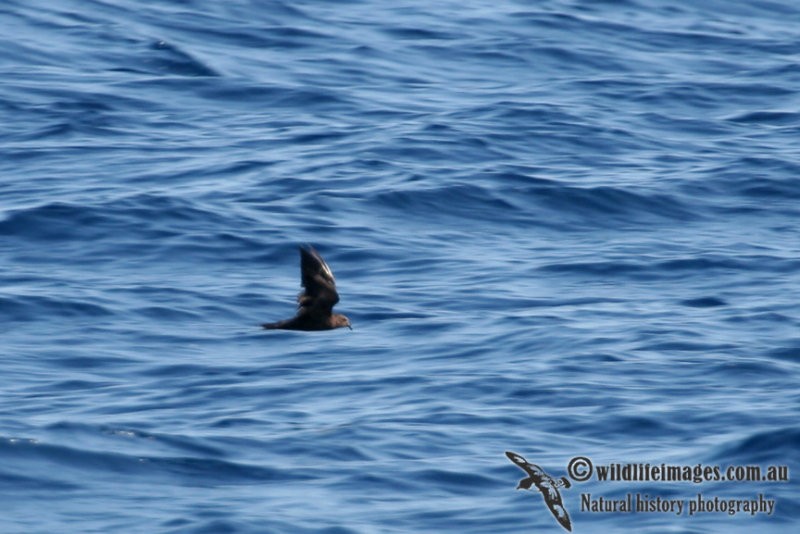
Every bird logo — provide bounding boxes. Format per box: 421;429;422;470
505;451;573;532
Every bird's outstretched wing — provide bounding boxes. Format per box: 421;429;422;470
537;481;572;532
506;451;542;478
297;245;340;318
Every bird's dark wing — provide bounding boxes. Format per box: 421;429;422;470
297;245;340;317
539;484;572;532
505;451;542;478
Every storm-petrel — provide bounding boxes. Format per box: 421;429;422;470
505;451;572;532
261;246;351;331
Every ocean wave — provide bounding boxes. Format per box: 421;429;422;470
2;0;799;532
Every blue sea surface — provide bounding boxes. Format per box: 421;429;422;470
1;0;799;532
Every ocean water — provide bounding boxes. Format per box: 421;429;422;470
1;0;799;532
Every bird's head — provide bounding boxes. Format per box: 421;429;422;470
334;314;352;330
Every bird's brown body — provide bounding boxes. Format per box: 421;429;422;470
262;246;351;331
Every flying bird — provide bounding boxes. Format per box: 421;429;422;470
262;246;351;331
505;451;572;532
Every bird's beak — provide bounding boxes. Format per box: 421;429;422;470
347;324;353;330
